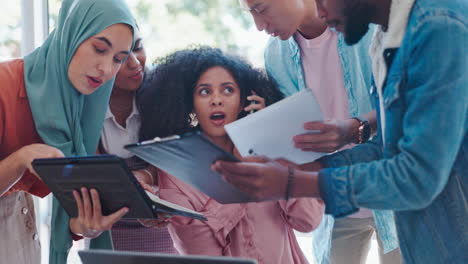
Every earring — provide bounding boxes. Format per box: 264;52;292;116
189;112;199;128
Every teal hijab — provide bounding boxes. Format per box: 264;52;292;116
23;0;136;263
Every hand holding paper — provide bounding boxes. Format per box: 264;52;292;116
225;89;330;164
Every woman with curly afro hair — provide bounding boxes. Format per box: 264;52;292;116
138;46;324;264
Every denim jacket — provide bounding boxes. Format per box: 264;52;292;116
264;29;399;264
318;0;468;263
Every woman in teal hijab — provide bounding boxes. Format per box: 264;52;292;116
0;0;136;263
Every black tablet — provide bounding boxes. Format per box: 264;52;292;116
79;250;258;264
32;155;206;220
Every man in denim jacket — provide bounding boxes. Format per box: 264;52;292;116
215;0;467;263
238;0;399;263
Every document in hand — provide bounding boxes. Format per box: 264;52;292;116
225;89;328;164
125;132;255;204
32;155;206;221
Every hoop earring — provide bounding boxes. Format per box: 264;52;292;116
189;112;199;128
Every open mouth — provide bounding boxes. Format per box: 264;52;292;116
210;113;225;120
210;112;226;126
87;76;103;88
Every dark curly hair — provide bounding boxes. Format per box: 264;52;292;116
138;46;284;140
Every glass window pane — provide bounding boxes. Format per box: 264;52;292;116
48;0;61;33
127;0;268;67
0;1;21;60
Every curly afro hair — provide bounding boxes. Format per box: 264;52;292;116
138;46;284;140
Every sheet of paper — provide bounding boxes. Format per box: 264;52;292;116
145;190;203;217
225;89;329;164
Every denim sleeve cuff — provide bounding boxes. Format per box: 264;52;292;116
319;151;352;168
318;167;358;218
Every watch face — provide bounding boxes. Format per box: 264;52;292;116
362;121;371;142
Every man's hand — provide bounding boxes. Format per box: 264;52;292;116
213;157;322;200
212;156;289;201
293;119;359;152
70;187;128;238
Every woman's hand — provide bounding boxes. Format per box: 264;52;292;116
1;144;64;196
244;91;266;113
70;187;128;238
133;169;158;194
15;144;65;177
138;214;172;229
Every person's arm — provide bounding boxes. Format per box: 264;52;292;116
277;198;324;233
213;156;321;201
0;151;27;196
158;171;245;255
0;144;64;196
317;131;383;168
293;110;378;153
362;110;378;137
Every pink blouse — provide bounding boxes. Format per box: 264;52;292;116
157;170;324;264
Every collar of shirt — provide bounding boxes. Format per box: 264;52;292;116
105;96;140;129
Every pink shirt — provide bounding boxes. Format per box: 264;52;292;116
157;170;324;264
295;28;372;218
294;27;349;121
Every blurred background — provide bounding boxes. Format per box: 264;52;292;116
1;0;269;66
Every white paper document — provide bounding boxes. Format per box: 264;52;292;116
225;89;329;164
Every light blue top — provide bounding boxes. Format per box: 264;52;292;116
264;28;399;263
318;0;468;263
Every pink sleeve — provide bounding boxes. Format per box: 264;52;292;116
158;170;246;255
278;198;324;233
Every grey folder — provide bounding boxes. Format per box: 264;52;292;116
79;250;258;264
125;132;254;204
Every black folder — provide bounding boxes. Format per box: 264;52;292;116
125;132;255;204
32;155;206;221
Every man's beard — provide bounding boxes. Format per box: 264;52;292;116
343;1;375;45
